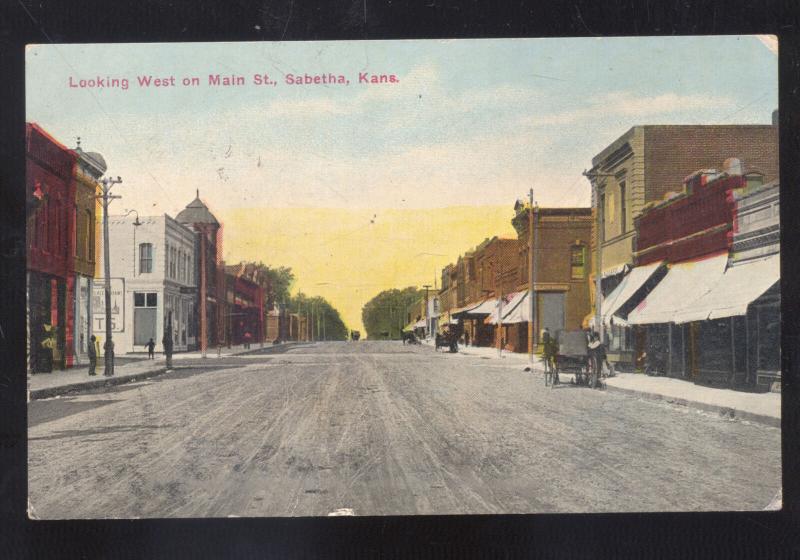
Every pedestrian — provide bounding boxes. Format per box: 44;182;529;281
244;331;252;349
162;329;173;370
542;327;555;373
87;335;98;376
145;337;155;359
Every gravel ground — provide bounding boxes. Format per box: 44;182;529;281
28;341;781;518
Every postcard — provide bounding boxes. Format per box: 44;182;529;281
25;37;781;518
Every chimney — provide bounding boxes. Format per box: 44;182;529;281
772;109;779;126
722;157;743;176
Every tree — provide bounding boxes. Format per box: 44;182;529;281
287;293;349;341
361;287;423;340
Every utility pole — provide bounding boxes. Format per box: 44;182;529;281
583;169;613;343
98;175;122;376
422;284;431;337
528;188;536;364
199;227;208;358
496;254;503;358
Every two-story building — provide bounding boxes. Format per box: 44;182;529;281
623;160;779;389
586;123;779;365
70;145;104;365
97;213;197;354
26;123;78;372
176;192;222;353
493;206;593;354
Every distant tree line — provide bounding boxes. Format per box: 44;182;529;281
361;287;423;340
287;292;349;341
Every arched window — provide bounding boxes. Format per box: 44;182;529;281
139;243;153;274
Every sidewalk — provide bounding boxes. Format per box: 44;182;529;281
28;342;305;401
422;338;781;427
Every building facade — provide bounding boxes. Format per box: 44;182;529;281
26;123;78;372
622;163;779;390
587;124;779;364
70;146;104;364
176;192;222;353
97;214;197;354
502;206;593;353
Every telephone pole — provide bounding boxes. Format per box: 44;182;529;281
422;284;432;337
98;175;122;376
528;188;536;363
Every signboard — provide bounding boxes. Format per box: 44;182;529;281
92;278;125;333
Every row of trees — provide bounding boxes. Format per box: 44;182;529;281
247;262;349;341
361;287;423;340
286;292;349;341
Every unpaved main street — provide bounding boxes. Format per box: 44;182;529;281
28;341;781;518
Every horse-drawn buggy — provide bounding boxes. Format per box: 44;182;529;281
545;330;600;389
435;329;459;353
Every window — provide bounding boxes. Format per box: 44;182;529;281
571;245;586;279
607;192;616;224
139;243;153;274
85;209;93;260
599;193;606;243
73;207;78;256
134;292;160;309
619;181;627;234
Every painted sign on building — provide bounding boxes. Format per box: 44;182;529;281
92;278;125;332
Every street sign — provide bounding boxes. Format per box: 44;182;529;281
92;278;125;332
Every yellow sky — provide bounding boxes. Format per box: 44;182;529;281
220;206;518;333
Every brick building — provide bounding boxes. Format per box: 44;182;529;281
26;123;78;372
586;123;778;364
176;192;222;354
612;160;780;389
492;206;593;353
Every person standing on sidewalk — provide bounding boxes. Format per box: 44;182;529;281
145;338;155;359
162;329;173;370
87;335;98;376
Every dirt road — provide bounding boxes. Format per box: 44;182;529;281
28;341;781;518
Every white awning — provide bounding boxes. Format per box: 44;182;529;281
465;298;498;316
599;261;664;326
413;318;427;329
450;301;483;316
627;253;729;325
485;292;522;325
601;263;630;279
672;254;780;323
500;291;530;324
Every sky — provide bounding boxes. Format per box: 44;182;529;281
26;37;778;332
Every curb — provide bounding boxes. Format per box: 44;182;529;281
29;342;307;400
603;384;780;428
30;366;169;400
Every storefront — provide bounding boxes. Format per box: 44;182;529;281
629;253;779;389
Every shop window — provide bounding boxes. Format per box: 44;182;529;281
757;304;780;372
139;243;153;274
697;319;732;373
571;245;586;279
